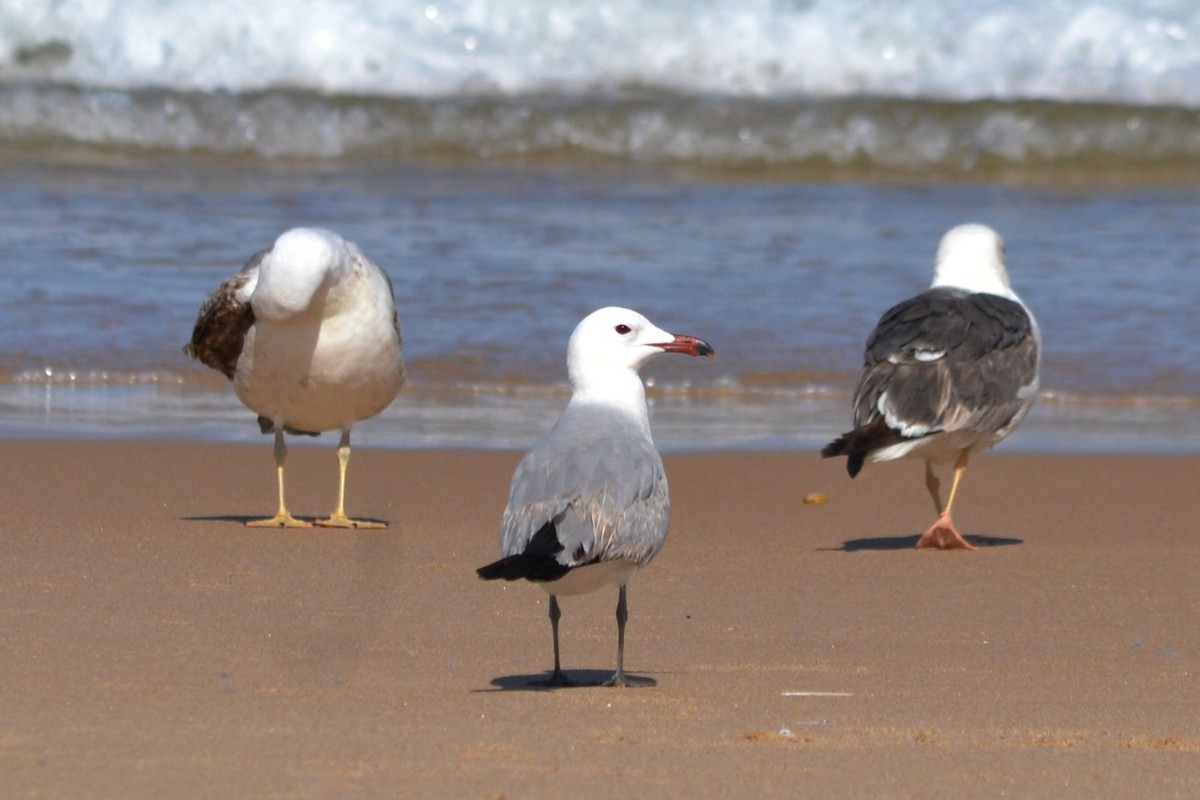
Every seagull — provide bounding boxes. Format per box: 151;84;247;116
477;307;714;686
185;227;404;528
821;223;1040;550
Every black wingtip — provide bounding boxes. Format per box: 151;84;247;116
476;559;513;581
478;521;574;583
476;554;571;583
821;433;869;479
846;452;865;478
820;438;845;459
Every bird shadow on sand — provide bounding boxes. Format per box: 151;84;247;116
824;532;1023;552
180;513;390;527
478;670;658;692
182;514;265;525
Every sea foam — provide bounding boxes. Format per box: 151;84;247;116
2;0;1199;105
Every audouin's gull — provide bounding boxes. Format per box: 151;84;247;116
477;307;715;686
822;223;1040;550
185;227;404;528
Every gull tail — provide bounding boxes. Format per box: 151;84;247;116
821;418;904;478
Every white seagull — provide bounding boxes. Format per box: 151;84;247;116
822;223;1040;550
185;227;405;528
477;307;714;686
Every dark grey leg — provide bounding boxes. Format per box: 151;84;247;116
606;585;630;686
546;595;570;686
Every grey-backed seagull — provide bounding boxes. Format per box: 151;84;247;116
822;223;1040;550
185;227;404;528
477;307;715;686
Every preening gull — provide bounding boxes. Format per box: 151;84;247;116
185;227;404;528
477;307;715;686
822;223;1040;550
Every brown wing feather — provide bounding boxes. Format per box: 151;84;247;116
820;417;904;477
182;254;263;380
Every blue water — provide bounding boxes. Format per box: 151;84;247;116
0;1;1198;452
0;156;1197;452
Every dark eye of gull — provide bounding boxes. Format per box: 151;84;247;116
615;324;632;335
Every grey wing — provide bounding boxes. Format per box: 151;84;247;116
183;253;264;380
853;289;1039;438
500;421;669;570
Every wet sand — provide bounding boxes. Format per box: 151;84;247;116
1;440;1197;798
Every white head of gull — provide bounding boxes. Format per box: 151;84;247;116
822;223;1040;551
477;306;714;687
931;222;1016;299
185;227;404;529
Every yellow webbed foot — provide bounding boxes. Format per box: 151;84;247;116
314;513;387;529
246;513;313;528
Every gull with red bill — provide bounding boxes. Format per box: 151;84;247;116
477;306;715;686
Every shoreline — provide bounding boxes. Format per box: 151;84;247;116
2;440;1198;797
2;382;1200;455
6;113;1200;191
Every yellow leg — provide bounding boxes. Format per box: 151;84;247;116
315;430;386;529
943;449;971;517
916;449;975;550
247;429;311;528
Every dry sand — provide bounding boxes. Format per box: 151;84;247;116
1;439;1197;798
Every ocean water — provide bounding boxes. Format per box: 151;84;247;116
1;1;1198;452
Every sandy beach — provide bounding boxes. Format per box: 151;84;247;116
1;439;1197;798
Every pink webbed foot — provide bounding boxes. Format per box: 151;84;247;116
916;515;977;551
